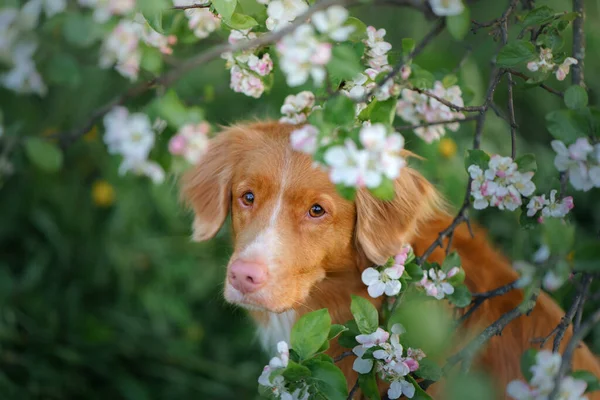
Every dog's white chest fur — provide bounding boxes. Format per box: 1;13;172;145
257;310;297;352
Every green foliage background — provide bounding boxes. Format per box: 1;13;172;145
1;0;599;399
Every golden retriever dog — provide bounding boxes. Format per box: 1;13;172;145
181;121;600;399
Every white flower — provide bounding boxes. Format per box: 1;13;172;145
527;195;548;217
185;8;221;39
556;376;587;400
541;190;574;218
21;0;67;27
119;159;165;184
356;327;390;348
513;261;535;288
556;57;578;81
78;0;136;23
507;380;536;400
527;47;555;74
168;122;211;164
0;40;47;96
388;379;415;399
542;270;567;292
258;341;310;400
280;91;316;124
530;350;562;393
551;139;598;192
361;265;404;298
266;0;308;31
364;26;392;71
99;20;142;81
276;24;331;87
352;345;374;373
248;53;274;76
532;245;550;264
311;5;354;41
229;65;265;98
290;125;319;154
428;0;464;16
418;269;454;300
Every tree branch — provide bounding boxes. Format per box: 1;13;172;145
334;351;354;362
457;280;520;325
507;69;564;98
347;379;359;400
172;3;211;9
571;0;585;87
395;115;478;132
408;87;485;112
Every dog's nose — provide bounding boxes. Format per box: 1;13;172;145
228;260;268;294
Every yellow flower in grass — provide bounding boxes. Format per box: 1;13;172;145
439;138;457;158
92;180;115;207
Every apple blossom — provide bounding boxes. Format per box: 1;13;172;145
362;264;404;298
0;40;47;96
78;0;136;23
418;268;455;300
364;26;392;72
513;261;536;288
185;8;221;39
168;122;211;164
118;159;165;184
555;57;578;81
323;124;406;189
280;91;316;124
276;24;331;87
99;20;142;80
258;341;311;400
428;0;464;16
290;125;319;154
551;139;600;191
266;0;308;31
541;190;574;218
527;47;578;81
311;5;354;41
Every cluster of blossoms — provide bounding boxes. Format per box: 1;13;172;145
468;155;536;211
276;5;353;87
100;16;178;81
341;26;405;115
507;350;588;400
0;7;48;96
551;138;600;192
428;0;464;16
264;0;308;31
417;267;460;300
258;341;310;400
103;106;165;183
279;91;316;124
168;122;211;165
527;47;578;81
222;30;274;98
526;190;574;220
173;0;221;38
514;244;571;292
352;325;425;399
77;0;135;23
361;245;412;298
324;123;406;189
396;83;466;143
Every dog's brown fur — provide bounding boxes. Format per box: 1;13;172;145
181;121;600;399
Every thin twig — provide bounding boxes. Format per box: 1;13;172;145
172;3;211;9
395;115;478;131
347;379;360;400
334;351;354;362
457;280;520;325
501;19;518;160
552;274;592;351
571;0;585;87
409;87;485;112
548;308;600;400
508;69;564;98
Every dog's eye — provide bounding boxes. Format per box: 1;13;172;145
241;191;255;206
309;204;325;218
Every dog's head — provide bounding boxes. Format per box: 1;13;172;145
181;122;442;312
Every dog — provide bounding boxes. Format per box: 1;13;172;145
181;121;600;399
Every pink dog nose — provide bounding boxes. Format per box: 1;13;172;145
228;260;268;294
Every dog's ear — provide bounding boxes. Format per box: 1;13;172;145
355;168;445;265
180;128;245;242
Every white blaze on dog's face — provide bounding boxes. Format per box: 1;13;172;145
181;122;441;313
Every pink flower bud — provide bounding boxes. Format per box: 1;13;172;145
405;358;419;372
169;135;186;155
447;267;460;278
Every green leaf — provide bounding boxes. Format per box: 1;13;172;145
345;17;367;42
46;54;81;87
350;295;379;334
573;242;600;273
408;65;435;89
441;252;461;273
143;10;164;34
24;138;64;173
442;74;458;88
290;309;331;360
224;13;258;29
141;47;164;75
464;149;490;171
406;375;432;400
447;6;471;41
542;218;574;256
282;360;312;382
447;284;471;308
415;358;443;381
335;184;357;201
405;262;424;281
515;153;537;173
402;38;415;55
136;0;170;15
446;372;496;400
520;349;538;381
62;12;102;48
338;320;359;348
564;85;589;110
370;177;395;201
546;109;589;143
519;205;539;229
328;324;348;341
358;369;381;400
358;98;397;125
327;44;364;82
571;370;600;393
496;40;537;67
148;90;204;128
212;0;237;21
305;359;349;400
324;95;356;126
522;6;556;27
